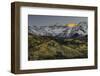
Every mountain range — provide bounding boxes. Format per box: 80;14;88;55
28;22;87;38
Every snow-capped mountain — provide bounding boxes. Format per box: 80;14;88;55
58;22;87;38
28;22;87;38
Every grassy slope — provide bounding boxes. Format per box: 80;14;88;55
28;33;88;60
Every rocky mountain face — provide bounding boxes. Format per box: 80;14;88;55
28;22;87;38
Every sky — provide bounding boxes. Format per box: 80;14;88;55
28;15;88;26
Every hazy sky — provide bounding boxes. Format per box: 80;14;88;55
28;15;88;26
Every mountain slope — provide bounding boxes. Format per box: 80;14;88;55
28;33;88;60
